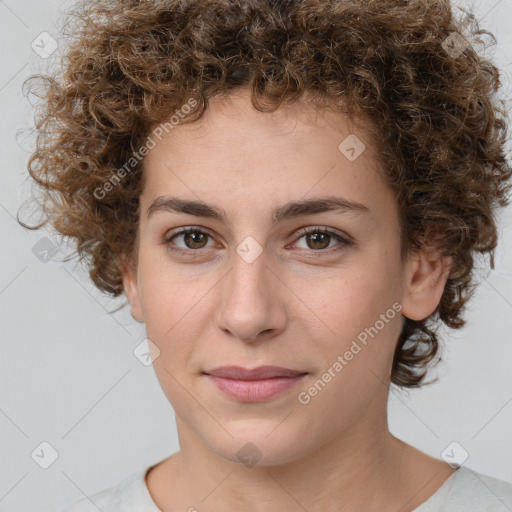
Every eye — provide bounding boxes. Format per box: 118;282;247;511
290;227;353;255
163;227;216;256
162;226;353;257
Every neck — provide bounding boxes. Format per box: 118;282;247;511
147;392;448;512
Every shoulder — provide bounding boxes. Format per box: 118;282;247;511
58;466;158;512
58;485;120;512
437;466;512;511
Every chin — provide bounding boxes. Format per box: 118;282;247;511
204;426;312;468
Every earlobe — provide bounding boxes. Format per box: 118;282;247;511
119;255;144;323
401;248;452;322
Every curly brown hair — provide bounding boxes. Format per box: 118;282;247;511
19;0;512;388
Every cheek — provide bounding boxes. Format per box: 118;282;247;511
309;263;399;336
137;248;197;325
141;279;203;350
294;268;400;433
136;259;215;365
300;255;403;381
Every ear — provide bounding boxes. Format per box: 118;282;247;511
401;242;452;322
119;254;144;323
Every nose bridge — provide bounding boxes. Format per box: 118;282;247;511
214;238;284;341
228;238;270;305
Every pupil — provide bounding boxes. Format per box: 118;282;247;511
309;232;329;249
186;231;205;248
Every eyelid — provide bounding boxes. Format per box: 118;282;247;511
293;225;353;244
164;225;216;239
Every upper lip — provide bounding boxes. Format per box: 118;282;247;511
204;365;307;380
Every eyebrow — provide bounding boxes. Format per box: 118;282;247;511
147;195;370;226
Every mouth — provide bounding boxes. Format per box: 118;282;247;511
202;365;308;402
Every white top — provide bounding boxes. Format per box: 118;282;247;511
59;464;512;512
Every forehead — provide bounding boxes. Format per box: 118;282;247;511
140;89;397;229
147;88;378;160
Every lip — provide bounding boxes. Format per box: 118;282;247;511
204;365;307;380
203;366;308;402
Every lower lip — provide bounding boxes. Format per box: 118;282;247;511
205;374;307;402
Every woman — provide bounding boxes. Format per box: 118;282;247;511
20;0;512;510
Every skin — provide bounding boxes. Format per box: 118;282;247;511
121;87;455;512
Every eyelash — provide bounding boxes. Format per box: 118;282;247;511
162;226;353;258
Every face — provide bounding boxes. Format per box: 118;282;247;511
122;88;451;466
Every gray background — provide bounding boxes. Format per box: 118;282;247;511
1;0;511;511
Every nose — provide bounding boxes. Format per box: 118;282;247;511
213;245;287;343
